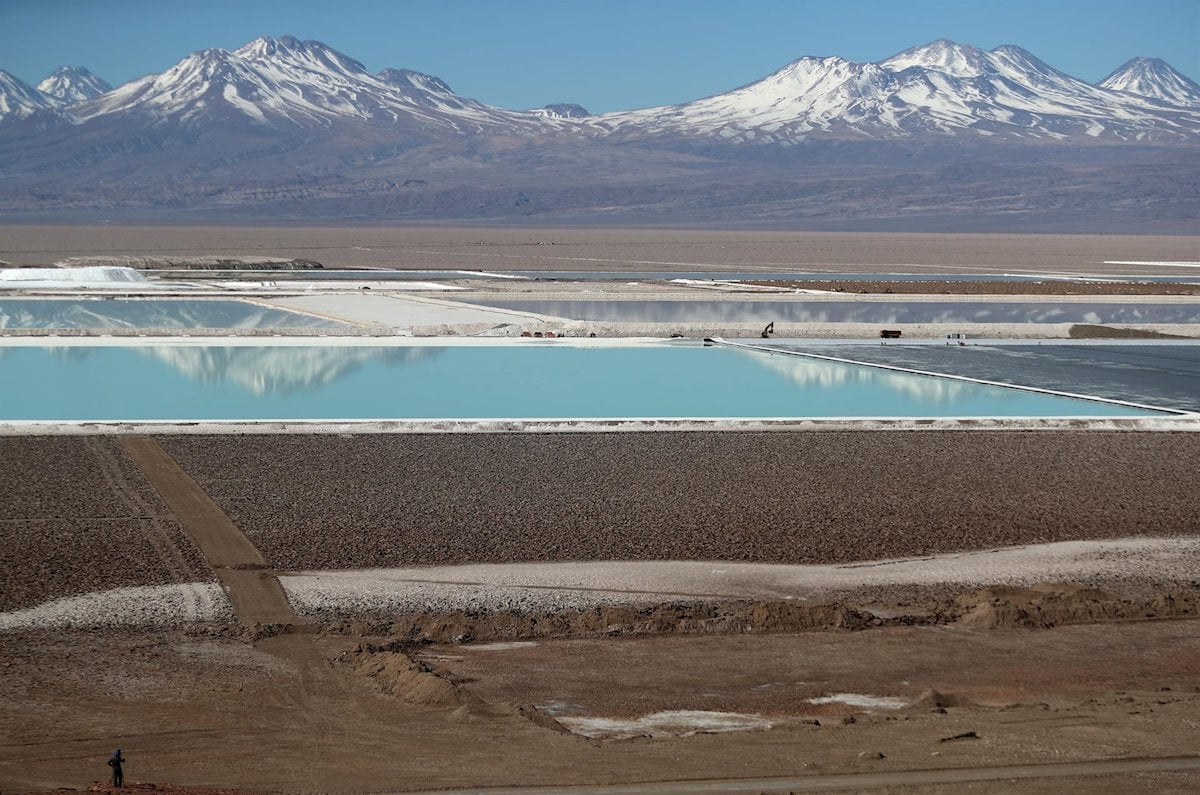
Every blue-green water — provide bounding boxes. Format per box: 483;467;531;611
462;299;1200;324
0;343;1164;421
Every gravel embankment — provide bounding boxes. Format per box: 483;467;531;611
160;432;1200;572
0;438;214;611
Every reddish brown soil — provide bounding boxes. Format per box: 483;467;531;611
432;617;1200;718
2;619;1198;793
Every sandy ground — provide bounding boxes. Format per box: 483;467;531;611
2;620;1198;793
1;226;1197;275
3;433;1200;792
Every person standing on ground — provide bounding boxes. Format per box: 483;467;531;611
107;749;125;788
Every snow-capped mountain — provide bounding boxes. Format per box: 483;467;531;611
12;36;1199;141
70;35;552;136
595;40;1200;142
1100;57;1200;106
531;103;590;119
1;36;1198;228
36;66;111;104
0;69;58;121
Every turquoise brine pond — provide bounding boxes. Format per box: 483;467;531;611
0;342;1167;421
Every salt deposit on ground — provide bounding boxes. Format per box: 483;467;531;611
806;694;909;710
0;266;204;292
217;281;462;291
0;583;232;631
557;710;774;739
265;293;557;328
0;266;147;285
278;538;1200;616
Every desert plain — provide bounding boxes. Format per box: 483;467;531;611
1;227;1199;794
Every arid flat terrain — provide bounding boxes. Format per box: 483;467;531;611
1;431;1199;793
1;226;1197;275
3;619;1200;794
2;224;1199;792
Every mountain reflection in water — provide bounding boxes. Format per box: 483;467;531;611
43;345;443;396
465;300;1200;325
144;345;444;396
742;349;978;406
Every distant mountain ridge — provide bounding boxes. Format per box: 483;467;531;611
0;70;58;120
598;40;1199;142
3;36;1197;135
36;66;111;104
1;36;1197;230
1100;57;1200;106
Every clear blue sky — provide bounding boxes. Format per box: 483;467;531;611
2;0;1197;112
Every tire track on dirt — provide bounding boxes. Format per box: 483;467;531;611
120;436;347;789
119;437;298;627
86;437;207;615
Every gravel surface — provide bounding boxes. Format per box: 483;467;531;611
0;438;214;611
160;432;1200;572
0;437;167;519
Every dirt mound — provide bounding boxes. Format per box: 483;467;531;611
325;584;1200;644
1069;324;1188;339
346;641;462;706
907;689;978;710
339;601;885;645
81;784;246;794
953;583;1200;629
55;255;323;271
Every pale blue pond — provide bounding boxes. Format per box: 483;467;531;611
0;299;347;330
461;300;1200;324
0;343;1165;421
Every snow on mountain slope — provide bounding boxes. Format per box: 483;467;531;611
1100;57;1200;106
594;40;1200;142
530;103;590;119
0;69;59;121
36;66;112;104
880;38;994;77
69;36;553;135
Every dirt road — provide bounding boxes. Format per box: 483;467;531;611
121;437;297;627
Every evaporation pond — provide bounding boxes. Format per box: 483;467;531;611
0;342;1165;421
0;299;346;329
462;300;1200;324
